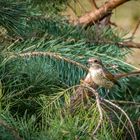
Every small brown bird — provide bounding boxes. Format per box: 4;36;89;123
85;58;140;89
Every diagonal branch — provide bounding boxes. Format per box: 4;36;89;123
7;51;88;71
73;0;129;25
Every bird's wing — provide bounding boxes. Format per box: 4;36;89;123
103;69;121;87
102;68;117;83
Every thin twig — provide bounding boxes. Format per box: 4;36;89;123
109;21;118;27
111;100;140;106
82;85;103;136
92;91;103;135
69;84;103;134
131;18;140;40
87;0;98;10
103;99;137;140
92;0;98;9
101;102;134;139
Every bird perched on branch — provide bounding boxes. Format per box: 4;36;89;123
69;58;140;113
84;58;140;89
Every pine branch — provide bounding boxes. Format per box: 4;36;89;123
8;51;88;71
3;51;88;86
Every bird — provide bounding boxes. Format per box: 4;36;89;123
84;57;140;89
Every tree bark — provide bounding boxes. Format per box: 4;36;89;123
74;0;130;26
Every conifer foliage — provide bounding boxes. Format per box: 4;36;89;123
0;0;140;140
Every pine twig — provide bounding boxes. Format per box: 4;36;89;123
111;100;140;106
81;85;103;136
7;51;88;71
101;102;133;138
103;99;137;140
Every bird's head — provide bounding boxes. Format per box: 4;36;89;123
87;58;103;68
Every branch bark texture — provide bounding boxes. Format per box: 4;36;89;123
74;0;130;25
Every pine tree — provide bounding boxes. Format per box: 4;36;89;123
0;0;140;140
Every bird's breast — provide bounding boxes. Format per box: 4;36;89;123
89;68;114;88
90;69;103;81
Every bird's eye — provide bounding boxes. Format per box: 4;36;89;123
94;60;98;63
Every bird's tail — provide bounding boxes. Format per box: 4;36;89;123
115;70;140;80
